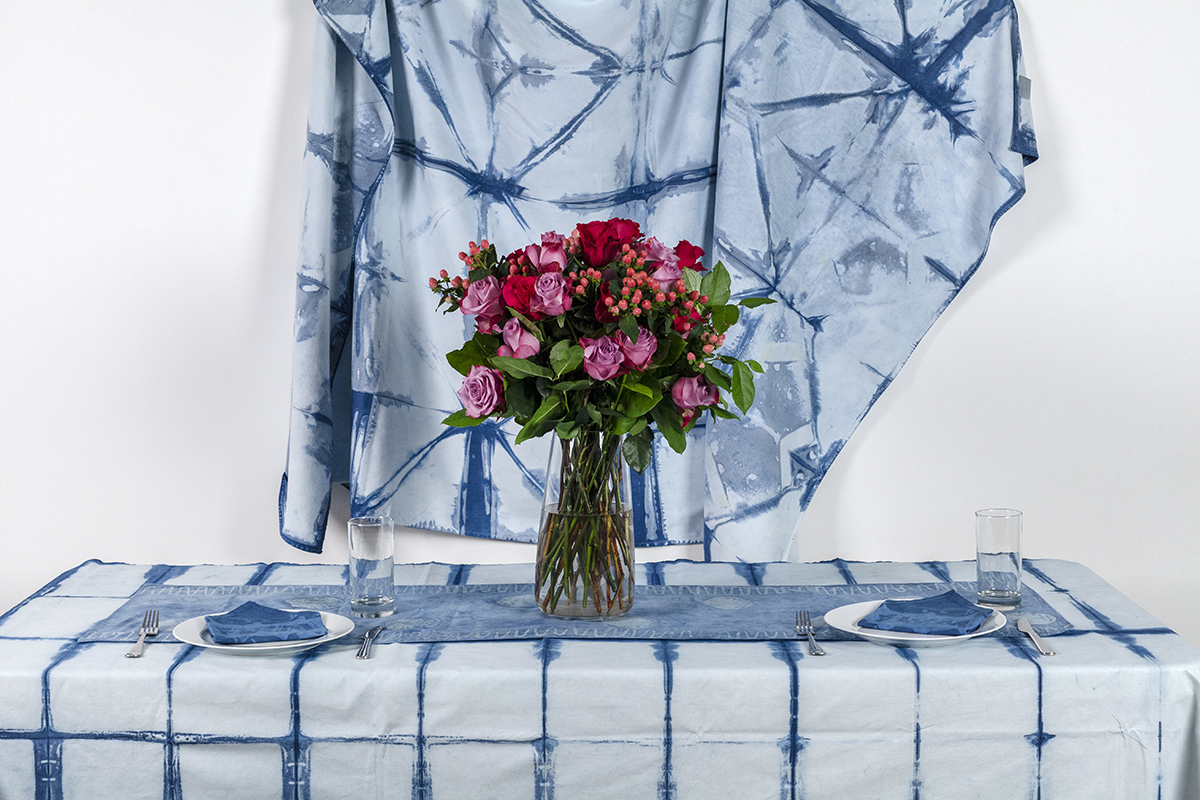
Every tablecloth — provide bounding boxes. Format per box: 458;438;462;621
1;559;1196;799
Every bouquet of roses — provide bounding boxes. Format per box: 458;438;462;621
430;217;770;616
429;217;769;470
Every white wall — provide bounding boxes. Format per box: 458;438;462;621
2;2;1197;645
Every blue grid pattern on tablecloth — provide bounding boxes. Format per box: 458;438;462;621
278;0;1038;562
2;559;1197;799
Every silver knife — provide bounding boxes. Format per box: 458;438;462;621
1016;617;1056;656
356;625;384;660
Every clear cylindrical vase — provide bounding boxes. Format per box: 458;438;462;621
535;429;634;618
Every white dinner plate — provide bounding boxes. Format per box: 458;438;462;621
172;611;356;656
823;599;1006;648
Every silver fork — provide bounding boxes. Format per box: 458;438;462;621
125;609;159;658
797;610;825;656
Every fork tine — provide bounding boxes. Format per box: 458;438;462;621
149;609;159;634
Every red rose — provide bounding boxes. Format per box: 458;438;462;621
609;218;642;246
674;240;705;271
595;282;619;323
502;275;541;319
577;218;643;268
672;308;702;334
578;220;621;268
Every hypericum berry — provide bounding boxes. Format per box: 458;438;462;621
703;344;714;354
689;291;700;301
604;297;615;307
641;300;652;310
667;292;676;302
480;239;489;248
699;295;709;304
655;292;666;303
617;299;628;310
451;276;462;288
439;269;449;279
428;277;438;288
632;307;641;316
686;352;696;362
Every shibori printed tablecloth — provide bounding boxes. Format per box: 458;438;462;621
2;559;1198;799
279;0;1039;560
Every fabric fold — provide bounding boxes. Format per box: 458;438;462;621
280;0;1036;560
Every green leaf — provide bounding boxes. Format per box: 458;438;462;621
441;409;488;427
623;379;653;397
549;341;584;377
703;365;733;392
660;333;687;368
505;379;539;421
709;304;740;335
445;339;489;376
610;413;639;436
682;267;703;295
700;261;732;307
618;313;639;344
492;355;554;380
621;428;654;473
552;379;593;393
515;395;564;444
586;404;603;426
651;404;687;454
745;359;764;373
709;405;740;420
730;359;755;414
555;420;580;440
738;296;775;308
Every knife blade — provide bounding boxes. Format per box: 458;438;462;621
356;625;384;660
1016;617;1056;656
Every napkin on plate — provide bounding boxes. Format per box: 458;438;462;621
204;602;327;644
856;590;993;636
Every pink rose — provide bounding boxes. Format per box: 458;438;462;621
496;317;541;359
671;375;718;410
457;365;506;418
524;241;567;273
616;327;657;371
460;276;504;332
541;231;565;248
645;237;681;283
581;335;625;380
529;272;572;317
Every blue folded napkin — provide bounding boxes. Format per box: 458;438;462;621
856;590;993;636
203;602;327;644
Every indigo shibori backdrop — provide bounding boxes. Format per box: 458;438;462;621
280;0;1037;558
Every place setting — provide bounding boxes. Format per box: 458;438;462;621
807;509;1056;653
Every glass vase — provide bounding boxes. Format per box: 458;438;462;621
535;429;634;618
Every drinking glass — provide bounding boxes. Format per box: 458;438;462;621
976;508;1022;608
348;516;395;617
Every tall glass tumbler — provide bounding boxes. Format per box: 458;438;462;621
348;516;395;617
975;508;1022;608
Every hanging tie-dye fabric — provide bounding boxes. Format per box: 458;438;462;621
279;0;1036;558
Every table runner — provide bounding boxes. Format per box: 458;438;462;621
79;581;1072;644
280;0;1038;562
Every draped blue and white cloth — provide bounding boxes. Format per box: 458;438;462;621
279;0;1038;557
2;559;1197;799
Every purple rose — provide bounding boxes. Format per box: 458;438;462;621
671;375;718;410
524;241;567;273
645;237;681;284
616;327;657;371
581;335;625;381
457;365;506;418
529;272;572;317
460;276;504;332
496;317;541;359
